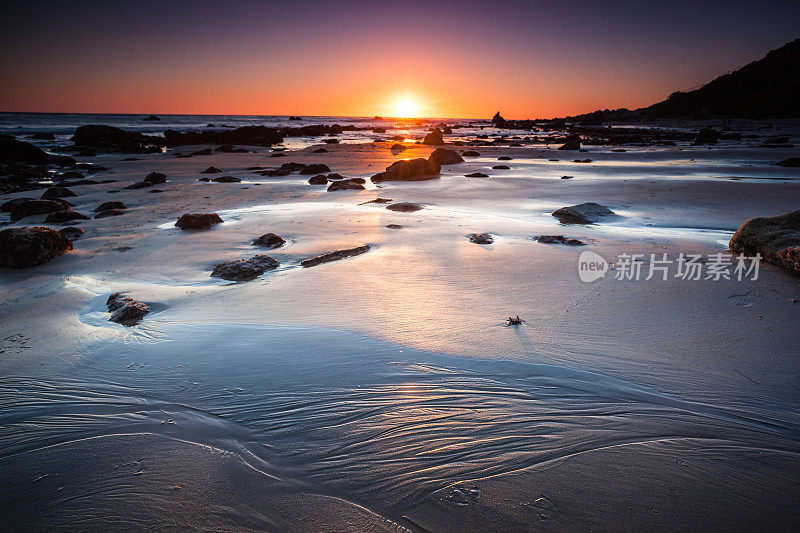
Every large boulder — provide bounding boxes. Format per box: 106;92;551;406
0;137;75;165
422;128;444;145
552;202;615;224
0;226;73;268
371;158;440;182
729;209;800;275
106;293;150;326
9;199;73;221
211;254;280;281
428;148;464;166
72;125;165;153
175;213;223;230
163;125;284;147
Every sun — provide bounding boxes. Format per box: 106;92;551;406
392;98;419;118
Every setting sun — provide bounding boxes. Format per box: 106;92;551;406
392;98;419;118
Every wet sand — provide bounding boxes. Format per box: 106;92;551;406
1;139;799;531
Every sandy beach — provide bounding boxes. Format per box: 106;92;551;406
1;129;799;530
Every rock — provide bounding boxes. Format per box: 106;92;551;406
198;177;211;182
9;199;73;221
94;201;126;212
322;138;340;144
552;202;615;224
163;126;284;147
693;128;719;145
41;186;77;199
215;144;235;152
308;175;328;185
28;132;56;140
776;158;800;167
211;176;241;183
125;181;153;189
462;150;480;156
465;172;489;178
498;156;512;160
359;198;392;205
422;128;444;145
277;162;307;172
72;125;165;153
142;115;161;121
729;209;800;275
491;112;506;127
327;179;365;192
59;227;85;240
371;158;439;182
191;148;213;156
428;148;464;166
468;233;493;244
175;213;223;230
492;165;510;169
390;144;407;152
386;224;403;229
211;254;280;281
288;116;302;121
0;136;75;165
299;164;331;175
106;292;150;326
263;168;291;177
95;209;126;219
386;202;423;212
573;159;592;163
45;210;90;223
202;166;223;173
557;135;581;150
0;226;73;268
326;173;346;180
536;235;586;245
561;175;573;179
312;148;328;153
300;245;371;267
144;172;167;184
252;233;286;249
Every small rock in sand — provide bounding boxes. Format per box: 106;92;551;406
144;172;167;184
308;174;328;185
41;186;77;199
198;177;211;182
59;226;85;240
561;175;573;179
386;224;403;229
552;202;614;224
462;150;480;156
9;199;73;221
252;233;286;249
211;254;280;281
125;181;153;189
106;292;149;326
465;172;489;178
95;209;126;219
202;166;223;174
327;179;365;192
191;148;213;156
175;213;223;230
536;235;586;245
497;156;512;161
386;202;423;212
326;173;346;180
94;201;126;212
0;226;73;268
312;148;328;153
45;210;90;223
468;233;494;244
729;208;800;275
212;176;241;183
371;159;439;182
299;164;331;175
492;165;510;169
300;245;371;267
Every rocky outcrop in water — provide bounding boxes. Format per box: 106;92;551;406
300;245;371;267
729;208;800;275
0;226;73;268
0;137;75;166
106;293;150;326
422;128;445;145
45;210;90;223
72;125;165;153
164;126;284;147
552;202;615;224
174;213;223;230
211;254;280;281
557;135;581;150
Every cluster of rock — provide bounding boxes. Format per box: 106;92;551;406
71;125;166;153
164;125;284;147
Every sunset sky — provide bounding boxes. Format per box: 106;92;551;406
1;0;798;118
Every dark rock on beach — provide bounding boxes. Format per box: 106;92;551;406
252;233;286;249
428;148;464;166
175;213;223;230
312;148;328;153
144;172;167;184
125;181;153;189
327;179;365;191
299;164;331;175
212;176;241;183
386;202;423;212
492;165;510;169
106;292;150;326
211;254;280;281
164;125;284;147
552;202;615;224
468;233;494;244
776;158;800;167
537;235;586;245
308;174;328;185
202;166;223;174
59;226;85;240
729;208;800;275
0;137;75;166
0;226;73;268
72;125;165;153
45;210;90;223
300;245;371;267
41;186;77;199
423;128;445;145
9;199;73;221
94;201;126;212
557;135;581;150
371;158;439;182
191;148;213;156
465;172;489;178
95;209;126;219
462;151;480;156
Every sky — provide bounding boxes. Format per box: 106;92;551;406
1;0;798;118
